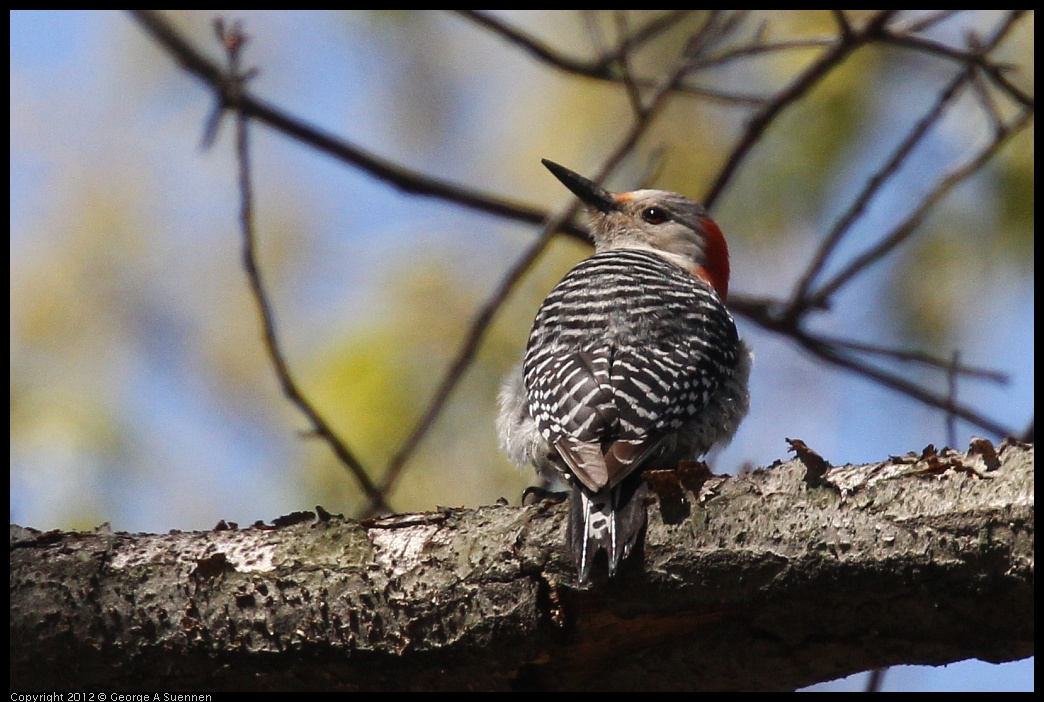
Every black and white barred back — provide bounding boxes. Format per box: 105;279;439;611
523;248;740;470
521;248;742;582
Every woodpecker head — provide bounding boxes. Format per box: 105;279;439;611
543;159;731;301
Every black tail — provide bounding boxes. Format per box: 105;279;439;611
567;476;649;583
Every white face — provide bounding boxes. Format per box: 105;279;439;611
591;190;712;269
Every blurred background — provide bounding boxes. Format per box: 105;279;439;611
10;11;1033;690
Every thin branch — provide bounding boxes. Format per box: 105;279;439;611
368;213;569;518
795;328;1013;439
458;10;695;75
129;10;227;86
687;10;748;60
217;20;391;513
367;29;719;516
603;10;695;69
970;68;1009;137
830;10;853;39
806;109;1032;308
880;32;1015;75
787;10;1031;318
581;9;609;59
451;10;767;106
821;336;1008;383
787;66;974;315
730;298;1015;438
455;10;808;80
880;13;1033;109
612;11;647;118
865;668;887;693
689;36;836;71
704;10;899;209
126;11;590;244
453;10;601;77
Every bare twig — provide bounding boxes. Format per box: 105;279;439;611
787;67;974;315
581;10;608;61
465;9;695;73
452;10;603;77
881;11;1033;109
606;10;695;67
704;10;899;209
451;10;766;106
795;328;1012;438
865;667;887;692
367;26;723;516
368;212;570;517
970;68;1009;137
788;9;1031;317
821;336;1008;383
686;10;747;61
612;11;647;117
217;20;391;513
806;109;1032;308
690;36;836;71
731;299;1015;438
127;11;590;243
830;10;853;39
130;9;1030;516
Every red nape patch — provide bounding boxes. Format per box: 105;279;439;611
698;217;730;301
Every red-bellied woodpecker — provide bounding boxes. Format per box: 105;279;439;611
497;159;751;584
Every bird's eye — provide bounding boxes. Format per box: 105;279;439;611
641;207;669;224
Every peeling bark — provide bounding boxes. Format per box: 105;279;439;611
10;441;1033;691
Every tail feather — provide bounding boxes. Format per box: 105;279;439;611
568;477;649;583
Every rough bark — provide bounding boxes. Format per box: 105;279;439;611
10;440;1033;691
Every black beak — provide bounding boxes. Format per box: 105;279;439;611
542;159;617;213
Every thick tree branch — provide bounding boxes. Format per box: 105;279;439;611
11;441;1032;691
